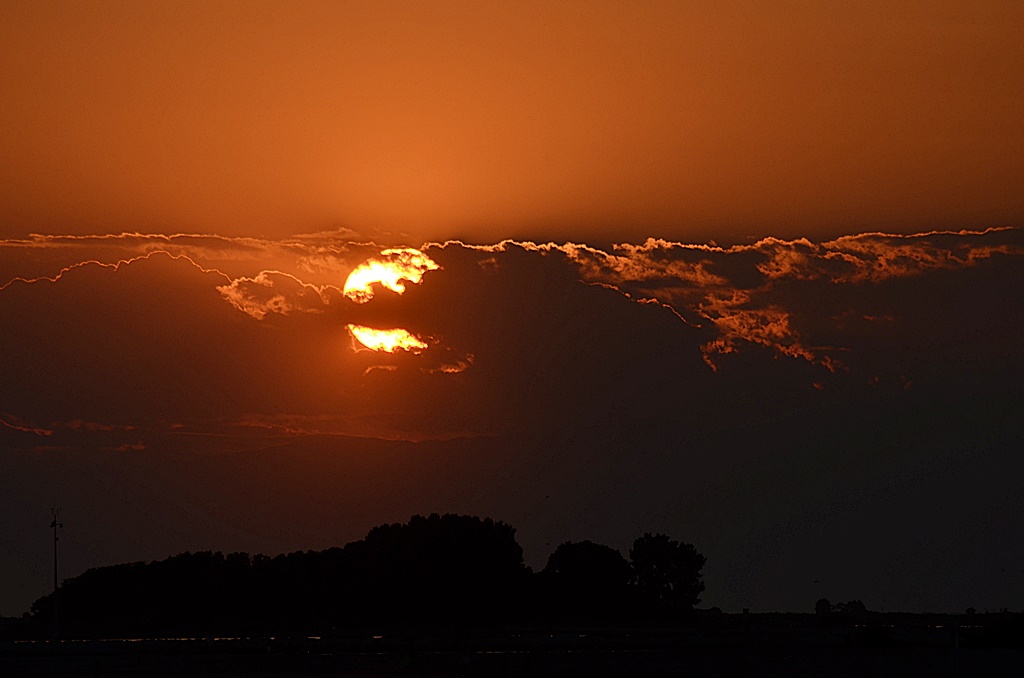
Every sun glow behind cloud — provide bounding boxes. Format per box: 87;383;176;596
343;248;438;352
347;325;428;353
343;248;439;303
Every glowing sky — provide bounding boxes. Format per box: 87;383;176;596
2;0;1023;244
1;1;1023;620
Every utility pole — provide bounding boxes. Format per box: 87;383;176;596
50;507;63;639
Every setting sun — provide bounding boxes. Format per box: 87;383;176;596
343;248;439;303
348;324;428;353
343;248;438;353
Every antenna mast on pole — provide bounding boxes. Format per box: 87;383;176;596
50;506;63;639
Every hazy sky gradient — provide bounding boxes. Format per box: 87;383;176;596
2;0;1022;243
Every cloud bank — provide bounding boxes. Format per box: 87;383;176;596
1;228;1021;617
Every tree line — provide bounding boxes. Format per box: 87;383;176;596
29;514;706;637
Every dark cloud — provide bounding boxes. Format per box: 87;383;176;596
0;229;1022;617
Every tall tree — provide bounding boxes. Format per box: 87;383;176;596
542;540;633;618
629;533;706;610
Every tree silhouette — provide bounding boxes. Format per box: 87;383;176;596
629;532;706;610
834;599;868;621
27;514;530;635
347;513;528;623
541;540;633;619
26;516;709;635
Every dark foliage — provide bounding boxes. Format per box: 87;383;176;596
29;515;706;636
344;513;529;624
629;532;706;610
834;599;869;621
32;514;529;636
539;540;634;620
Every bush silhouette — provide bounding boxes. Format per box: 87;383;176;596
541;540;633;619
629;532;706;610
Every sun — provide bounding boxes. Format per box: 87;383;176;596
347;325;429;353
344;248;439;352
343;248;439;303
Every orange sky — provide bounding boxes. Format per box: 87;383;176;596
2;0;1022;244
2;1;1024;620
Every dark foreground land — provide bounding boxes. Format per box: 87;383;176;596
3;617;1024;677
